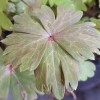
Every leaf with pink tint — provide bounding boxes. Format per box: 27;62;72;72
2;5;100;99
0;48;37;100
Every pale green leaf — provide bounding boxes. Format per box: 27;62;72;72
16;1;27;13
80;61;96;81
0;65;37;100
0;49;37;100
34;5;55;34
52;6;83;33
6;2;16;13
2;5;100;99
0;49;11;100
10;70;37;100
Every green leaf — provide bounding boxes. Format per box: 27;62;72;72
0;27;2;36
0;0;8;11
35;42;65;99
0;49;37;100
90;18;100;30
42;0;87;11
80;61;96;81
2;5;100;99
0;49;10;100
73;0;87;11
16;1;27;13
0;11;12;30
10;70;37;100
42;0;48;4
0;0;12;31
0;65;37;100
49;0;55;7
42;0;73;7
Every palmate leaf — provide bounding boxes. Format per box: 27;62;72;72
0;48;37;100
2;5;100;99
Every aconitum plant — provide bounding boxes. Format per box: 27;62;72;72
0;0;100;100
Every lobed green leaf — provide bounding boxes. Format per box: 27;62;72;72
2;5;100;99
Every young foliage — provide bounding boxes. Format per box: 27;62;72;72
0;0;12;30
91;18;100;31
2;5;100;99
0;48;37;100
42;0;87;11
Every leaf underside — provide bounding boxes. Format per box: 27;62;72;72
2;5;100;99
